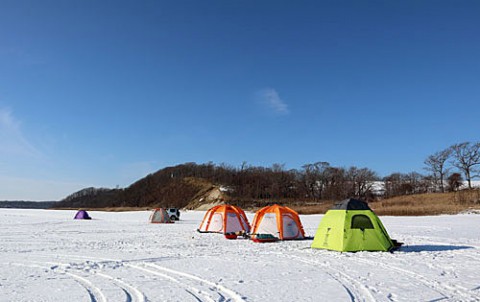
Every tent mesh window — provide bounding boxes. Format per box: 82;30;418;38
351;215;374;230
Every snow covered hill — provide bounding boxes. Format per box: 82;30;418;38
1;209;479;301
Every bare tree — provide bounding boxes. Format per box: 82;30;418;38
323;166;346;200
406;172;425;194
301;162;330;200
447;173;463;192
345;167;379;198
383;172;427;197
424;148;452;192
450;142;480;189
383;173;403;198
271;163;285;173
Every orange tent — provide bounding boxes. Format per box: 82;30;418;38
251;204;305;240
198;205;250;234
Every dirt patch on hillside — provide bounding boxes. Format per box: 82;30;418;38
184;186;229;210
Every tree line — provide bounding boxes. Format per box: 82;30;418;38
423;141;480;193
375;141;480;198
57;141;480;208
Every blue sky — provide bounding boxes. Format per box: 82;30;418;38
1;1;479;200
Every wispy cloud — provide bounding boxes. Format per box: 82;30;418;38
257;88;290;115
0;108;39;157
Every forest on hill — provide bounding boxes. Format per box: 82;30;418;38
55;142;480;210
56;161;380;209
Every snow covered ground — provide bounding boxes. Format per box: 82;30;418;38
0;209;479;302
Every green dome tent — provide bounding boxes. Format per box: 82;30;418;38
311;199;395;252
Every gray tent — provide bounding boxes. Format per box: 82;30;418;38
331;198;371;210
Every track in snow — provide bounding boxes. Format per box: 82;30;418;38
29;253;245;302
128;262;245;302
350;256;480;301
10;258;147;302
270;252;376;302
9;262;107;302
285;248;480;302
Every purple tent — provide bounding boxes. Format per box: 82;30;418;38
74;210;92;220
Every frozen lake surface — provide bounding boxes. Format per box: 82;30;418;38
1;209;479;301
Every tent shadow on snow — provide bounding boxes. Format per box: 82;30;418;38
399;244;474;253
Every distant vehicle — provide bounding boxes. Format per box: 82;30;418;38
166;208;180;221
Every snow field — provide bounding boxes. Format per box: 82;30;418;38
0;209;479;302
